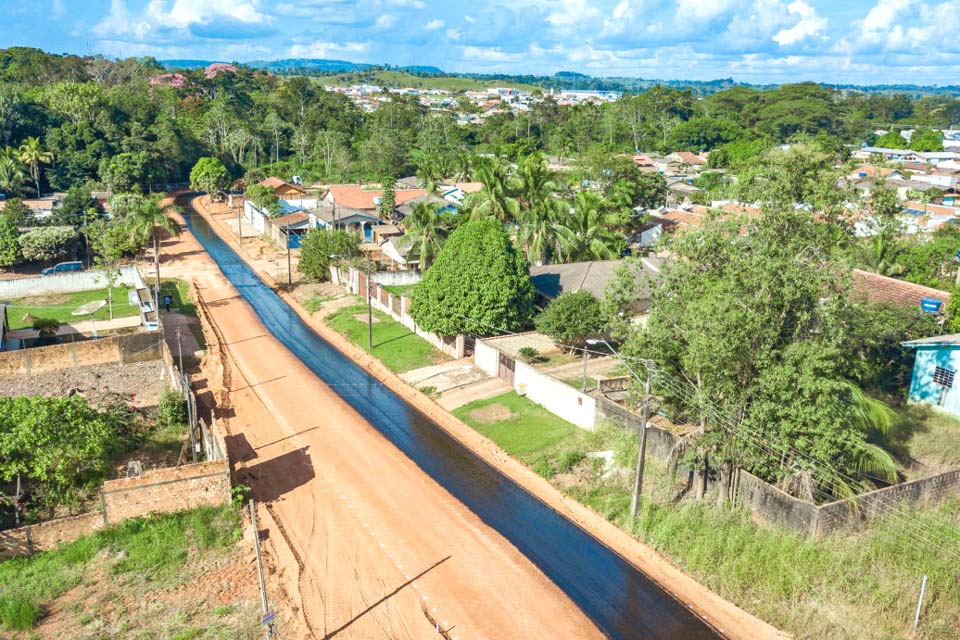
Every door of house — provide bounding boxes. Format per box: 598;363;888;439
498;351;515;385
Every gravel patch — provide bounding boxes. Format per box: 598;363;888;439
0;361;168;407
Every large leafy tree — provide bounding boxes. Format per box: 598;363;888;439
554;190;623;263
189;156;230;197
409;217;535;336
18;136;53;196
19;227;77;262
626;208;904;501
244;183;281;217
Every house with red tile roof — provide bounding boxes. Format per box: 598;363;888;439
323;185;430;211
849;269;950;310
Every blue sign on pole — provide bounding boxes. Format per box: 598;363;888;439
261;611;275;625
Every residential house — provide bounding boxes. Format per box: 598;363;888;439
310;205;384;242
902;334;960;417
243;177;322;234
664;151;708;168
849;269;950;310
853;146;920;162
266;211;312;249
529;257;667;320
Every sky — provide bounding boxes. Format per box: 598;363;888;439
1;0;959;85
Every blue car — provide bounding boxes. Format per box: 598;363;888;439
41;261;84;276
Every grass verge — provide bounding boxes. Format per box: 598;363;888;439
453;393;960;639
6;287;138;329
325;303;448;373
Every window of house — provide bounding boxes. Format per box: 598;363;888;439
933;366;955;388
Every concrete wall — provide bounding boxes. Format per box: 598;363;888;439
0;331;163;378
594;395;677;462
475;339;499;377
515;360;596;430
349;267;464;359
372;270;422;286
0;265;144;300
0;459;231;559
101;460;231;522
736;470;820;537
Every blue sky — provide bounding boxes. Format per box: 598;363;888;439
2;0;959;84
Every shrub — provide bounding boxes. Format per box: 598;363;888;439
0;595;42;630
518;346;540;364
298;228;360;282
556;450;587;474
535;290;605;351
19;227;77;263
157;389;187;430
31;317;61;337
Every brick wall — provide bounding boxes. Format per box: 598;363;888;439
101;460;231;522
0;460;232;559
0;511;106;559
0;332;164;378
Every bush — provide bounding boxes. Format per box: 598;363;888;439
157;388;187;430
0;595;42;630
556;450;586;474
535;290;605;351
31;317;61;337
298;228;360;282
518;346;540;364
19;226;77;263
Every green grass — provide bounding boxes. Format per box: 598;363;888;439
324;303;448;373
6;287;138;329
159;279;197;318
450;391;960;639
453;392;578;458
383;284;415;297
0;506;240;632
303;295;336;315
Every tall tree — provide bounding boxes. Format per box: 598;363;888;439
18;136;53;196
402;201;449;270
554;190;623;263
465;157;518;222
112;193;182;306
515;153;563;264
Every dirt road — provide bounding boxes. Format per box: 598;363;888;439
162;203;605;639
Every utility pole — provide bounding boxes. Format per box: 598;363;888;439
581;346;589;392
285;223;292;287
250;500;275;639
176;327;184;376
630;374;653;519
238;202;243;248
366;269;373;351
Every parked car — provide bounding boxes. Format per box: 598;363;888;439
41;261;84;276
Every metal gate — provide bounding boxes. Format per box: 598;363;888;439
498;351;515;385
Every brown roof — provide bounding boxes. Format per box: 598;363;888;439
455;182;484;194
326;185;429;210
903;201;960;216
261;177;306;195
273;211;310;226
850;270;950;309
673;151;707;165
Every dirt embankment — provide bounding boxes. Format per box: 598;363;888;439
189;194;788;640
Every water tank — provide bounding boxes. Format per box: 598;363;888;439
373;196;383;206
920;297;943;313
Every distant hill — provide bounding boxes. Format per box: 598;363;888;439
158;58;960;97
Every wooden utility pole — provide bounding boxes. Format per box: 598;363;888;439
630;375;653;519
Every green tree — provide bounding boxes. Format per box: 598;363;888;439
0;214;21;267
112;193;181;301
98;151;148;193
908;128;943;152
465;157;518;222
17;136;52;196
534;290;605;351
874;131;908;149
379;176;396;218
0;198;33;227
189;157;230;198
409;217;535;336
515;153;564;264
244;183;281;217
0;155;28;196
634;171;669;210
664;117;746;152
297;227;360;281
554;190;623;263
402;201;450;270
19;227;77;262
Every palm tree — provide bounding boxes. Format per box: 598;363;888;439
18;136;53;196
465;157;518;223
403;201;448;270
856;232;904;277
116;193;182;309
0;156;28;196
515;153;564;264
554;191;624;263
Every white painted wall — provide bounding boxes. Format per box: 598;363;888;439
244;201;267;233
0;265;144;300
475;340;499;377
514;361;596;430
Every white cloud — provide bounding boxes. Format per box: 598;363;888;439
384;0;426;7
674;0;736;24
461;45;523;63
288;40;369;58
375;14;397;28
772;1;827;46
445;28;462;40
862;0;914;32
545;0;600;32
424;19;445;30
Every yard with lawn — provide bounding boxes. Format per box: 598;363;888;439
324;303;449;373
159;279;196;318
5;287;138;330
452;391;960;640
0;506;260;638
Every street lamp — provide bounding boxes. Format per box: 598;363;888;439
587;338;652;518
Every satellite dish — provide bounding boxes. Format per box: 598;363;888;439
72;300;107;316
